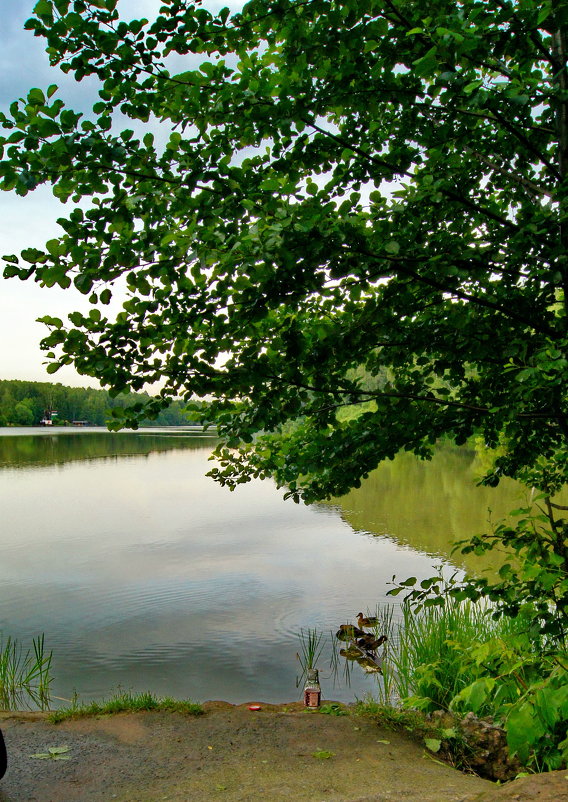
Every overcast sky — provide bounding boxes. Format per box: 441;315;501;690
0;0;234;387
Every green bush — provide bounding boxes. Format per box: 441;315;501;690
379;598;568;771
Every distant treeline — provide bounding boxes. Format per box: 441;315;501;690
0;379;193;427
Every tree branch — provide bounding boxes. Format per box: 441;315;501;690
351;246;557;337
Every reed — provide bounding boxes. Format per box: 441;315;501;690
296;627;326;686
0;634;53;711
376;599;525;711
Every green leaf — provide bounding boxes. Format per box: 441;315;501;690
33;0;53;19
506;703;545;763
424;738;441;753
537;4;552;24
45;239;61;256
413;46;438;77
28;88;46;105
260;177;281;191
30;744;71;759
336;400;377;423
452;678;494;713
312;750;334;759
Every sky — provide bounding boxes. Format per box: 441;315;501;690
0;0;232;388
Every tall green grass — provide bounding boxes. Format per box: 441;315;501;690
373;600;526;712
296;627;326;686
0;634;53;710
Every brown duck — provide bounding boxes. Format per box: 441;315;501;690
357;612;379;628
335;624;365;641
356;635;387;653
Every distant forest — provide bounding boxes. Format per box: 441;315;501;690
0;379;192;427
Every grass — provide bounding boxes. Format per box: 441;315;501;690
49;690;204;723
371;599;526;711
0;634;53;711
354;696;437;736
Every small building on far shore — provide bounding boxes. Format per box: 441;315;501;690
40;409;58;426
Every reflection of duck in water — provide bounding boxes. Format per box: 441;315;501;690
357;612;379;629
340;647;362;660
356;655;382;673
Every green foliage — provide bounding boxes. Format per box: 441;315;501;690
449;631;568;771
2;4;568;767
374;600;523;713
48;690;204;722
354;698;431;735
370;599;568;772
0;379;195;427
390;502;568;641
354;699;465;765
318;703;348;716
1;0;566;503
296;627;325;672
296;627;326;690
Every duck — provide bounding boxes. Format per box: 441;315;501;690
357;612;379;628
356;634;387;653
335;624;365;641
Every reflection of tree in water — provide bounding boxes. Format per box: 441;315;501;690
327;446;532;577
0;432;217;470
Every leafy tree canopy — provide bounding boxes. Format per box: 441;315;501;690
1;0;567;505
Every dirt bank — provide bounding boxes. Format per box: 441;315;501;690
0;703;564;801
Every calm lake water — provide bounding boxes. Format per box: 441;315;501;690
0;428;529;706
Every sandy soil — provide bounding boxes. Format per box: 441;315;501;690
0;703;565;802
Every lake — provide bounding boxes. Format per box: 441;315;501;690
0;428;529;706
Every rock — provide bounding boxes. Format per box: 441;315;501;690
458;712;523;782
427;710;523;782
463;769;568;801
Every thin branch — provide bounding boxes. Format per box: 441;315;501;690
263;372;568;420
305;119;533;237
351;246;557;337
490;105;561;179
459;147;552;199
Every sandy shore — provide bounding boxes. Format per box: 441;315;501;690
0;703;564;801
